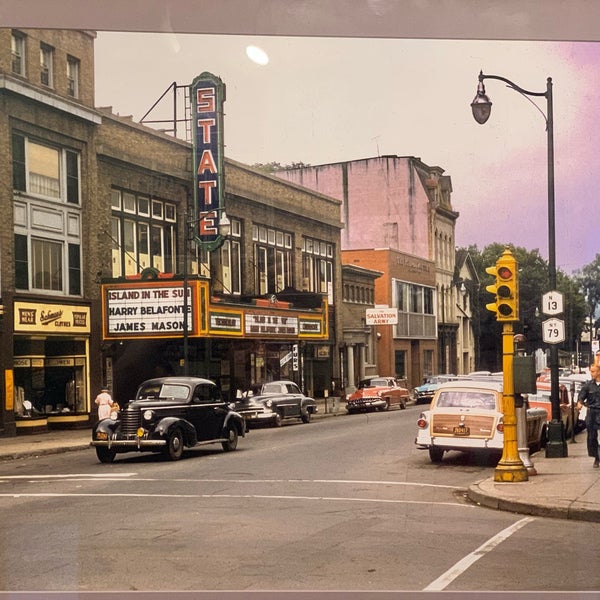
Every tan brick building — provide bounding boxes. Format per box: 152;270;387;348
0;28;343;436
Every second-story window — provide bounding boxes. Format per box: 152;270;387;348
252;225;293;295
11;31;25;76
221;218;241;294
302;236;334;300
40;43;54;87
111;189;177;277
393;280;436;338
67;55;79;98
12;133;80;203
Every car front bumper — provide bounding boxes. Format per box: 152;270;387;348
91;433;167;450
346;398;385;411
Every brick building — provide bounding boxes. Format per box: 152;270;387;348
0;28;343;436
277;156;476;388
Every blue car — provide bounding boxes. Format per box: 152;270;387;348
412;375;458;405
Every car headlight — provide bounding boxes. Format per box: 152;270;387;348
265;399;273;408
143;409;155;421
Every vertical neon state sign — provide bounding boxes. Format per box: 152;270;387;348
191;72;226;243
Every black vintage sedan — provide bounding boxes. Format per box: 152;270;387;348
91;377;246;463
234;380;318;427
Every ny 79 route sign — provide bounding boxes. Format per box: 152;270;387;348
542;317;565;344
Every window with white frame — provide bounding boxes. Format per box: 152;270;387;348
12;133;80;204
12;132;82;296
111;189;177;277
302;236;334;298
15;234;81;295
252;224;293;294
220;218;241;294
66;55;79;98
393;279;436;338
11;31;25;76
40;43;54;87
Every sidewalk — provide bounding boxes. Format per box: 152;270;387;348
1;411;599;523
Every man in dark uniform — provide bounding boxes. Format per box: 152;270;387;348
577;363;600;468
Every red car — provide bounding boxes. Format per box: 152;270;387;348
346;377;409;413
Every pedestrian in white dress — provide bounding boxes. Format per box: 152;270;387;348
94;387;113;420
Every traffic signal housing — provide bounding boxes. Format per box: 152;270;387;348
485;249;519;322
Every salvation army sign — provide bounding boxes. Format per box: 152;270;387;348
365;307;398;325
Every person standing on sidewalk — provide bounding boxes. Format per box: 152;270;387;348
94;387;114;421
577;363;600;468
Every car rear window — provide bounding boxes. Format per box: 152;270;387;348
436;391;497;409
137;383;190;400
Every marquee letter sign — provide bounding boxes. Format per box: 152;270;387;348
191;72;226;246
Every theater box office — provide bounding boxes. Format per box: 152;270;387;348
102;278;330;403
12;300;91;433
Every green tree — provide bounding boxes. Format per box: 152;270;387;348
575;253;600;363
462;243;587;371
252;161;311;173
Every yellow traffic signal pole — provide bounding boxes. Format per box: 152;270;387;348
494;322;529;482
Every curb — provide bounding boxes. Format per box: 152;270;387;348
467;481;600;523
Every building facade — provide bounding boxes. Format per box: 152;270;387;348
0;28;344;436
340;263;382;392
277;156;476;385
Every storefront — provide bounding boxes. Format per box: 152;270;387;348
12;300;91;433
102;278;331;403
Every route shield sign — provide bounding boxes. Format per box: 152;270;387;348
542;317;565;344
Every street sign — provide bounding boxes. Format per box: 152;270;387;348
542;317;565;344
541;291;563;316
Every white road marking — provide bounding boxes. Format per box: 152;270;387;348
423;516;535;591
0;475;458;489
0;473;137;479
0;491;473;508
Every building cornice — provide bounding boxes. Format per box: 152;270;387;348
0;74;102;124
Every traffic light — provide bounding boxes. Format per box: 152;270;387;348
485;249;519;322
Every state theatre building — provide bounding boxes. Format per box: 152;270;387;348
102;156;344;405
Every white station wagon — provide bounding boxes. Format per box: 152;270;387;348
415;380;547;463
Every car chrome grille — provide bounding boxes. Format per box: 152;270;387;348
121;408;141;435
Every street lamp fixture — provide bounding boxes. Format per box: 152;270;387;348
471;70;567;458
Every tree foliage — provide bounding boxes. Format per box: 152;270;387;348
252;161;311;173
575;253;600;324
461;243;588;371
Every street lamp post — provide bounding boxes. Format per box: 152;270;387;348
471;70;567;458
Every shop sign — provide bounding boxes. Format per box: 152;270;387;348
299;319;322;336
292;344;299;371
191;71;226;246
366;307;398;325
210;312;242;333
245;313;299;336
103;282;197;338
14;302;90;333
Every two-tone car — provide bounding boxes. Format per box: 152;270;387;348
346;376;409;413
412;374;458;404
415;379;547;463
91;376;246;463
233;380;318;427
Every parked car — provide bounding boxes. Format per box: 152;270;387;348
91;377;246;463
529;371;588;435
346;376;409;413
233;380;317;427
415;380;547;463
412;374;458;404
